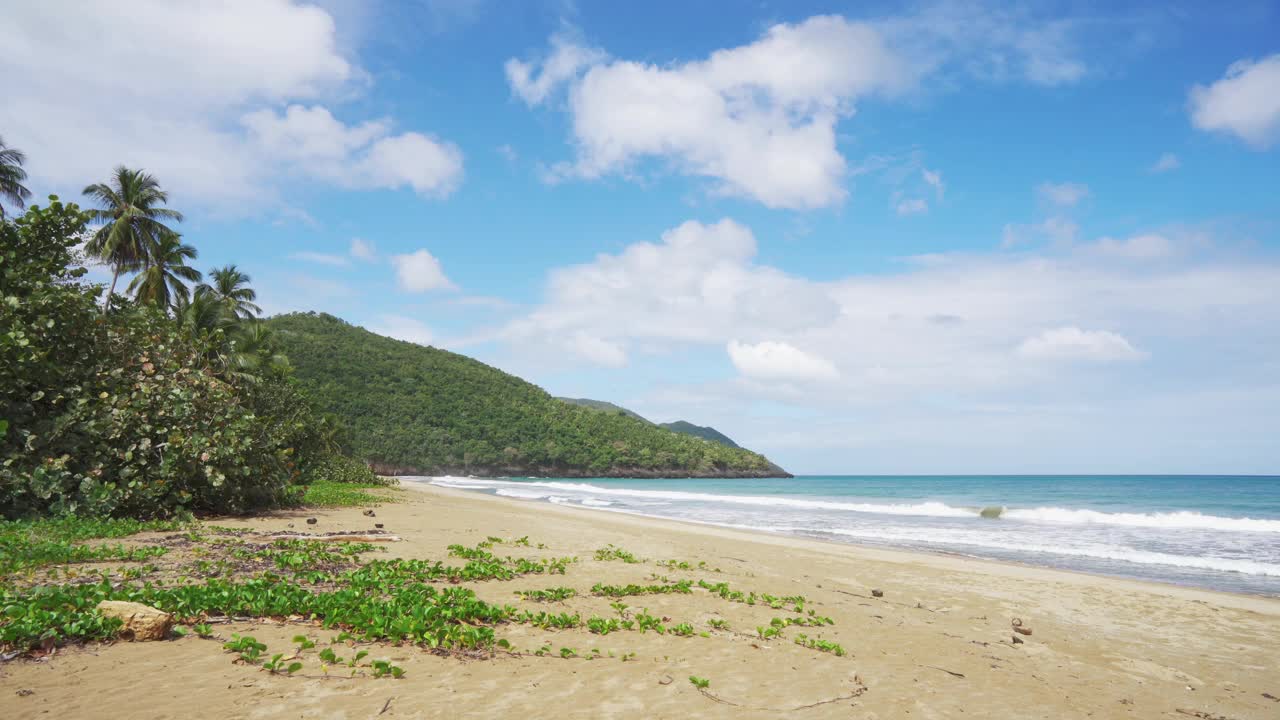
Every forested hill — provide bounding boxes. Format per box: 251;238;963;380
557;398;743;449
658;421;741;449
267;313;790;478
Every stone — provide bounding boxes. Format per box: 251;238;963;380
871;589;884;598
306;517;318;525
362;509;376;517
96;601;173;641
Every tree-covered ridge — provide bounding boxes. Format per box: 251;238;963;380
556;397;650;423
267;313;789;478
556;397;743;449
658;421;741;449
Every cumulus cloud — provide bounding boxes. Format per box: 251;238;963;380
727;340;839;381
0;1;462;207
496;217;1280;419
1189;54;1280;148
1037;181;1090;207
392;249;455;292
1150;152;1180;173
350;238;377;260
243;105;464;197
510;8;1097;209
370;315;435;346
508;16;911;209
506;34;608;106
500;218;839;365
1017;327;1144;362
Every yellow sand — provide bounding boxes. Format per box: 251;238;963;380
3;482;1278;719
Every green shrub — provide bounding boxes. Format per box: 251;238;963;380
0;199;361;519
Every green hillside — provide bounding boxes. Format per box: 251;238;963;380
267;313;789;478
556;397;743;449
659;421;741;448
556;397;650;423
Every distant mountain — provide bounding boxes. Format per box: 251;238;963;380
556;398;743;449
556;397;650;423
269;313;790;478
659;421;741;449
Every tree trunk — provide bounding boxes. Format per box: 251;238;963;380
103;264;120;315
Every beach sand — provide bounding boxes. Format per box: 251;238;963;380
3;482;1277;719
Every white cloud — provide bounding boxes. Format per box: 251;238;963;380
568;333;628;367
291;251;350;267
511;9;1096;209
1189;54;1280;149
506;34;608;106
370;315;435;346
1087;234;1175;261
350;238;376;260
728;340;839;381
243;105;464;197
1037;181;1090;207
500;219;839;365
510;16;911;209
0;1;462;207
392;249;455;292
497;217;1280;419
922;168;944;198
1150;152;1180;173
896;198;929;216
1017;327;1144;362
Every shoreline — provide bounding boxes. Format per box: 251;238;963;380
403;479;1280;612
5;481;1278;719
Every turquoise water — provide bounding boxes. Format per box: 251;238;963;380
422;475;1280;595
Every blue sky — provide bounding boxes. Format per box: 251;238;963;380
5;1;1279;474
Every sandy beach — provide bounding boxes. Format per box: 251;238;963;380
3;482;1278;719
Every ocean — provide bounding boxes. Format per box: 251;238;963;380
420;475;1280;596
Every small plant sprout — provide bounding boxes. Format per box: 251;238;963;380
262;653;301;675
794;633;847;656
370;659;405;679
223;635;267;664
707;618;730;631
193;623;214;638
318;647;341;664
689;676;711;690
293;635;316;653
593;544;641;563
171;626;189;638
559;647;578;659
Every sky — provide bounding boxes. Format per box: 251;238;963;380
4;0;1279;475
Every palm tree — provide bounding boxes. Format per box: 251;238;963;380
223;320;290;379
0;135;33;219
83;166;183;312
127;232;201;311
175;290;232;338
197;265;261;319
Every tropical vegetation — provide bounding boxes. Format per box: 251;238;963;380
267;313;786;476
0;143;379;520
